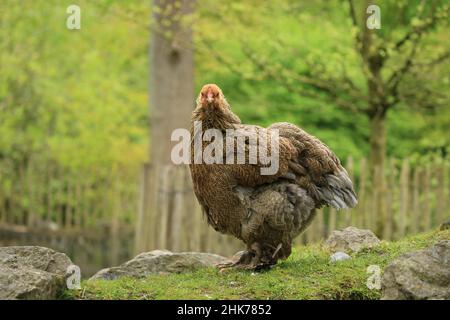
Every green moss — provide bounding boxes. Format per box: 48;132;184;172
63;230;449;300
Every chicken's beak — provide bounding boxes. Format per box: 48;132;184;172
206;93;214;104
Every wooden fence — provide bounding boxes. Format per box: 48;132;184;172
1;157;449;274
135;157;450;255
135;164;242;256
0;160;139;275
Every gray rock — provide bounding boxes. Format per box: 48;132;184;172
324;226;381;253
90;250;230;280
0;246;74;300
330;251;352;262
381;240;450;300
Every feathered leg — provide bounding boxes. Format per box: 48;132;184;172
216;250;255;270
217;242;282;271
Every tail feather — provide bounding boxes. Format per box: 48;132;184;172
317;170;358;210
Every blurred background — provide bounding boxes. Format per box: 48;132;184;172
0;0;449;277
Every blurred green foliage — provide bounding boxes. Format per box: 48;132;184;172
0;0;449;174
195;0;450;162
0;0;149;173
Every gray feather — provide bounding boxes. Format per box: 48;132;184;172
318;170;358;210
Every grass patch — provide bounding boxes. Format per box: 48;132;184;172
64;229;449;300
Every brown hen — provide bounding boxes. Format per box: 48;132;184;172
189;84;357;270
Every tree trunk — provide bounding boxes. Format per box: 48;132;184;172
357;0;387;174
369;110;387;237
369;111;386;173
135;0;195;253
149;0;195;166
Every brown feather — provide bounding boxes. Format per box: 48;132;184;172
189;84;357;268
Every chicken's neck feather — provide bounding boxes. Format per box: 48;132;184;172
191;100;241;131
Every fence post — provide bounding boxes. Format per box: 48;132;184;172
65;172;74;230
305;212;316;243
196;200;208;252
82;175;90;228
358;158;367;229
56;166;64;227
26;162;35;228
371;165;380;235
135;164;149;254
384;158;396;240
328;207;337;235
316;208;325;240
379;164;388;238
398;159;409;238
45;163;54;223
447;165;450;224
346;156;354;227
157;166;172;249
183;166;200;251
170;166;186;251
436;164;445;227
74;177;82;230
423;165;431;231
16;164;25;225
110;177;120;266
411;168;420;233
0;168;4;224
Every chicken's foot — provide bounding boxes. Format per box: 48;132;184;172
217;249;276;272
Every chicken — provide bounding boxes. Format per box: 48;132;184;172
189;84;357;270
